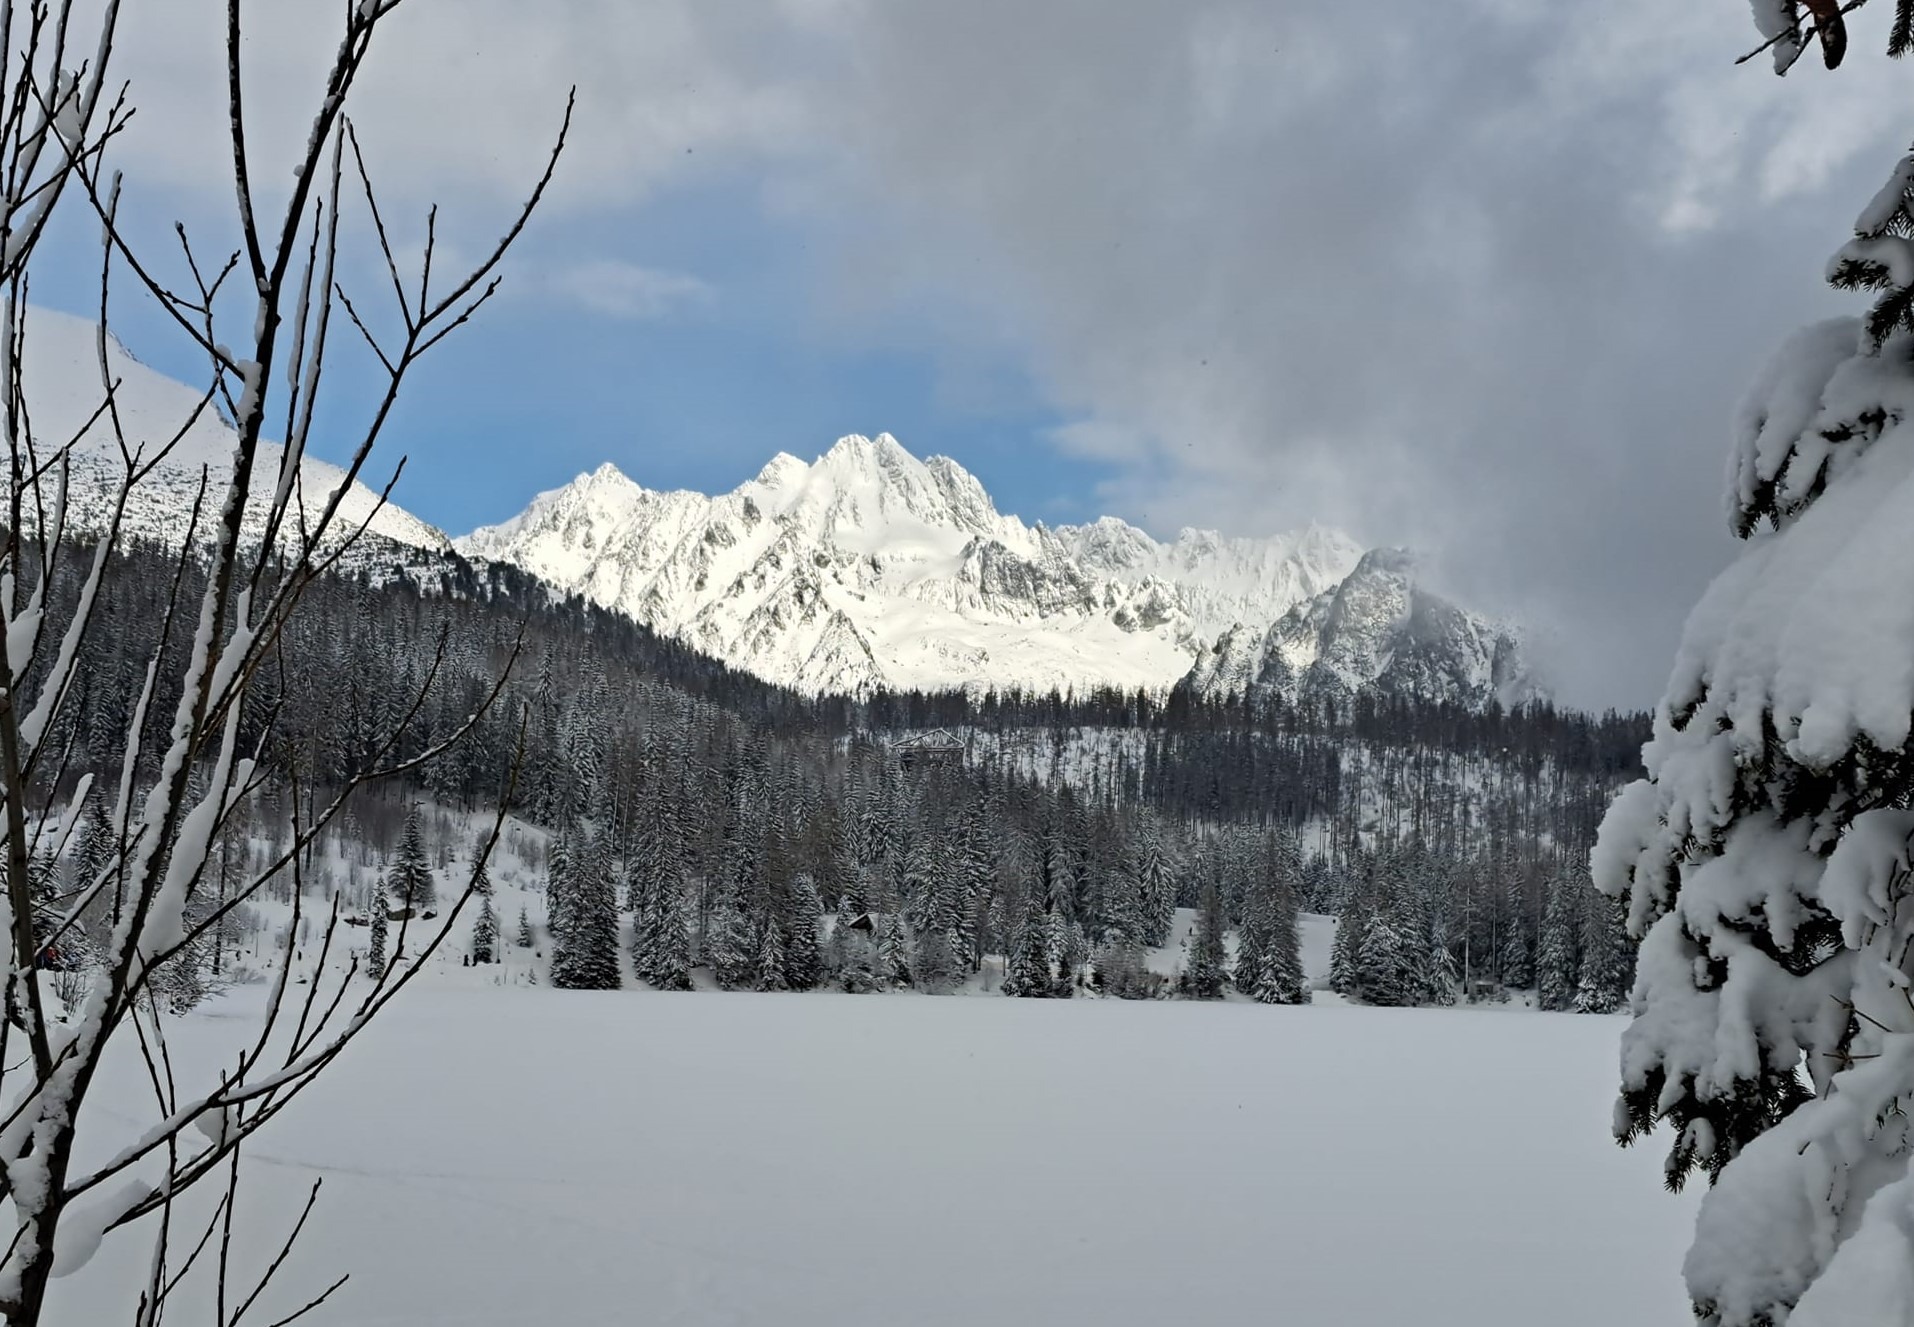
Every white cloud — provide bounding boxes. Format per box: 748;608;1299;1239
536;260;713;321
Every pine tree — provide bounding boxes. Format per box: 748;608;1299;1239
1181;879;1228;1000
1535;878;1580;1013
877;912;913;988
913;924;958;992
1253;871;1308;1005
1235;876;1271;998
551;819;621;990
783;874;825;991
545;832;573;957
515;905;534;949
1497;880;1534;992
367;882;389;978
1329;899;1367;996
1422;931;1460;1007
1001;890;1054;998
836;909;881;994
952;797;994;970
71;799;118;936
1572;892;1632;1015
755;918;789;993
648;879;693;991
388;805;436;913
705;896;754;991
1133;815;1176;946
472;896;498;965
1354;912;1412;1007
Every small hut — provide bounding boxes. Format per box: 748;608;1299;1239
893;728;965;770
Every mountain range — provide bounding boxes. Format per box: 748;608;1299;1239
31;307;1531;706
459;436;1531;705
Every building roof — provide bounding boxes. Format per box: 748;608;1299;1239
893;728;964;754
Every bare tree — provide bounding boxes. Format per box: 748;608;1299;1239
0;2;568;1322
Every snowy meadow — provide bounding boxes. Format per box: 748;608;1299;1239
52;989;1696;1327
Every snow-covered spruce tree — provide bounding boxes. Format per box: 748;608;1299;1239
952;796;995;969
837;911;882;994
877;910;914;988
649;881;694;992
754;918;789;992
1002;889;1055;998
517;905;536;949
368;883;390;979
469;855;497;964
1497;872;1534;992
1534;876;1581;1012
472;896;499;966
1180;879;1229;1000
706;892;755;990
1353;911;1412;1007
545;831;574;961
389;804;437;914
1234;868;1272;998
551;817;621;990
1329;896;1367;996
1571;892;1630;1015
1590;122;1914;1323
1133;813;1178;946
784;873;826;991
1254;868;1308;1006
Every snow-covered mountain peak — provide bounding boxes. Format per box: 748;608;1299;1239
459;432;1527;704
19;306;450;554
19;312;1527;707
751;451;808;492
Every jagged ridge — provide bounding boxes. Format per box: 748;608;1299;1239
460;434;1532;705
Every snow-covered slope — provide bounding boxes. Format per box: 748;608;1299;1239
461;433;1528;702
20;307;450;555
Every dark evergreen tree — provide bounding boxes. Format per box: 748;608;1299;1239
784;874;825;991
472;896;498;965
1573;891;1633;1015
706;895;755;991
649;880;694;992
388;805;436;913
755;918;789;993
877;911;913;988
368;882;389;978
1002;889;1054;998
1498;876;1534;992
551;819;621;990
1536;876;1581;1012
1329;899;1367;996
1180;879;1228;1000
1354;911;1413;1007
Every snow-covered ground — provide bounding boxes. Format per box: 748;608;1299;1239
52;989;1697;1326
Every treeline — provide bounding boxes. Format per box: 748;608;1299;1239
31;535;1643;1010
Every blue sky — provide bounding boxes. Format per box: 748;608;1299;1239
28;0;1914;709
33;171;1117;537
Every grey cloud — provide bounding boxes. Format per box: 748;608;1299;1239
767;0;1908;709
82;0;1914;709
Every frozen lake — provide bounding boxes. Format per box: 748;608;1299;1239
55;989;1698;1326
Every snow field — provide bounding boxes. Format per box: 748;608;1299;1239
52;990;1697;1326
